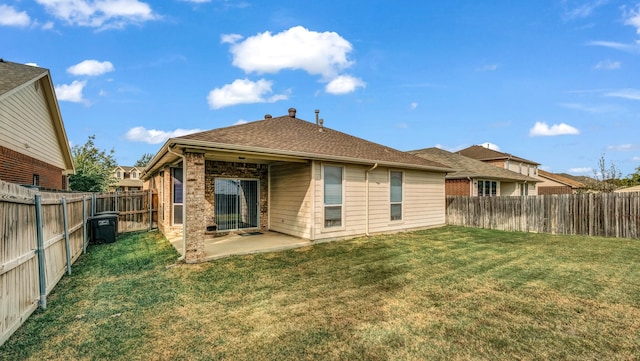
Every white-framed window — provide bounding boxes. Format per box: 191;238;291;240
116;171;121;179
172;167;183;225
132;171;137;179
390;170;403;221
323;165;343;228
477;180;498;197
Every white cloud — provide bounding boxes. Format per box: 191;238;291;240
410;102;418;110
227;26;354;78
594;59;620;70
477;64;499;71
479;142;501;151
220;33;243;44
180;0;211;3
233;119;248;125
67;60;115;76
25;63;39;67
569;167;592;174
624;4;640;34
529;122;580;136
562;0;608;20
395;122;409;129
35;0;159;29
325;75;365;94
587;40;640;53
605;88;640;100
632;156;640;162
607;144;640;151
55;80;87;102
0;5;31;27
124;126;203;144
207;78;288;109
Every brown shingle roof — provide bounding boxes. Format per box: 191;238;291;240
0;60;48;97
538;169;585;188
175;114;451;170
410;147;539;182
457;145;540;165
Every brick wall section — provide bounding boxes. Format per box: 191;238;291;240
446;179;471;196
0;145;65;189
538;186;572;195
205;161;269;231
184;152;206;263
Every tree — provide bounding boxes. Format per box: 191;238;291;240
134;153;154;168
585;154;621;192
68;135;117;192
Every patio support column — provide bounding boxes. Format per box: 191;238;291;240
184;151;206;262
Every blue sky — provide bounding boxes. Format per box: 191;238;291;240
2;0;640;177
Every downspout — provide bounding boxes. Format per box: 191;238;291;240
310;161;316;241
167;145;187;261
365;163;378;236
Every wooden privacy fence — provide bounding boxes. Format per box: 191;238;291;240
446;192;640;239
0;182;157;346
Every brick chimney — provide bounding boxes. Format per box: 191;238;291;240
288;108;296;118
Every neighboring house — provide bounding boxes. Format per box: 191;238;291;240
112;165;144;191
537;169;585;194
142;108;452;263
0;60;74;189
456;145;540;195
615;185;640;193
410;147;539;196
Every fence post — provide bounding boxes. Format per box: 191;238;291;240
115;192;119;213
82;195;88;253
62;197;72;275
92;193;97;216
35;194;47;310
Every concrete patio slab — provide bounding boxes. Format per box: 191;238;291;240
167;231;312;262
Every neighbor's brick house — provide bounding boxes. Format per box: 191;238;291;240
0;60;74;189
410;147;539;196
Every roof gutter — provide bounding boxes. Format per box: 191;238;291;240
165;139;453;173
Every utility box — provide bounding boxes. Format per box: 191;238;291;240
88;214;118;244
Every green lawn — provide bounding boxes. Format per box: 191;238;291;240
2;226;639;360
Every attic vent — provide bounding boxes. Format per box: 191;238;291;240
288;108;296;118
264;114;272;119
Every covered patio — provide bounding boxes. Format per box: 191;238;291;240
167;231;313;261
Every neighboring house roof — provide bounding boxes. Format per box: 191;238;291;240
409;147;539;182
615;185;640;193
115;165;143;173
457;145;540;166
143;109;452;179
557;173;594;185
116;178;144;188
538;169;585;188
0;59;75;174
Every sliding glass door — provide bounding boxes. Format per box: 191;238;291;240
214;178;259;231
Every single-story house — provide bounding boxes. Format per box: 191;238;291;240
409;147;539;196
456;145;540;195
142;108;452;263
537;169;585;194
112;165;144;191
0;60;74;190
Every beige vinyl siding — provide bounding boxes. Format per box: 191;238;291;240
269;162;313;238
500;182;519;196
368;169;445;234
314;162;367;241
0;80;67;170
